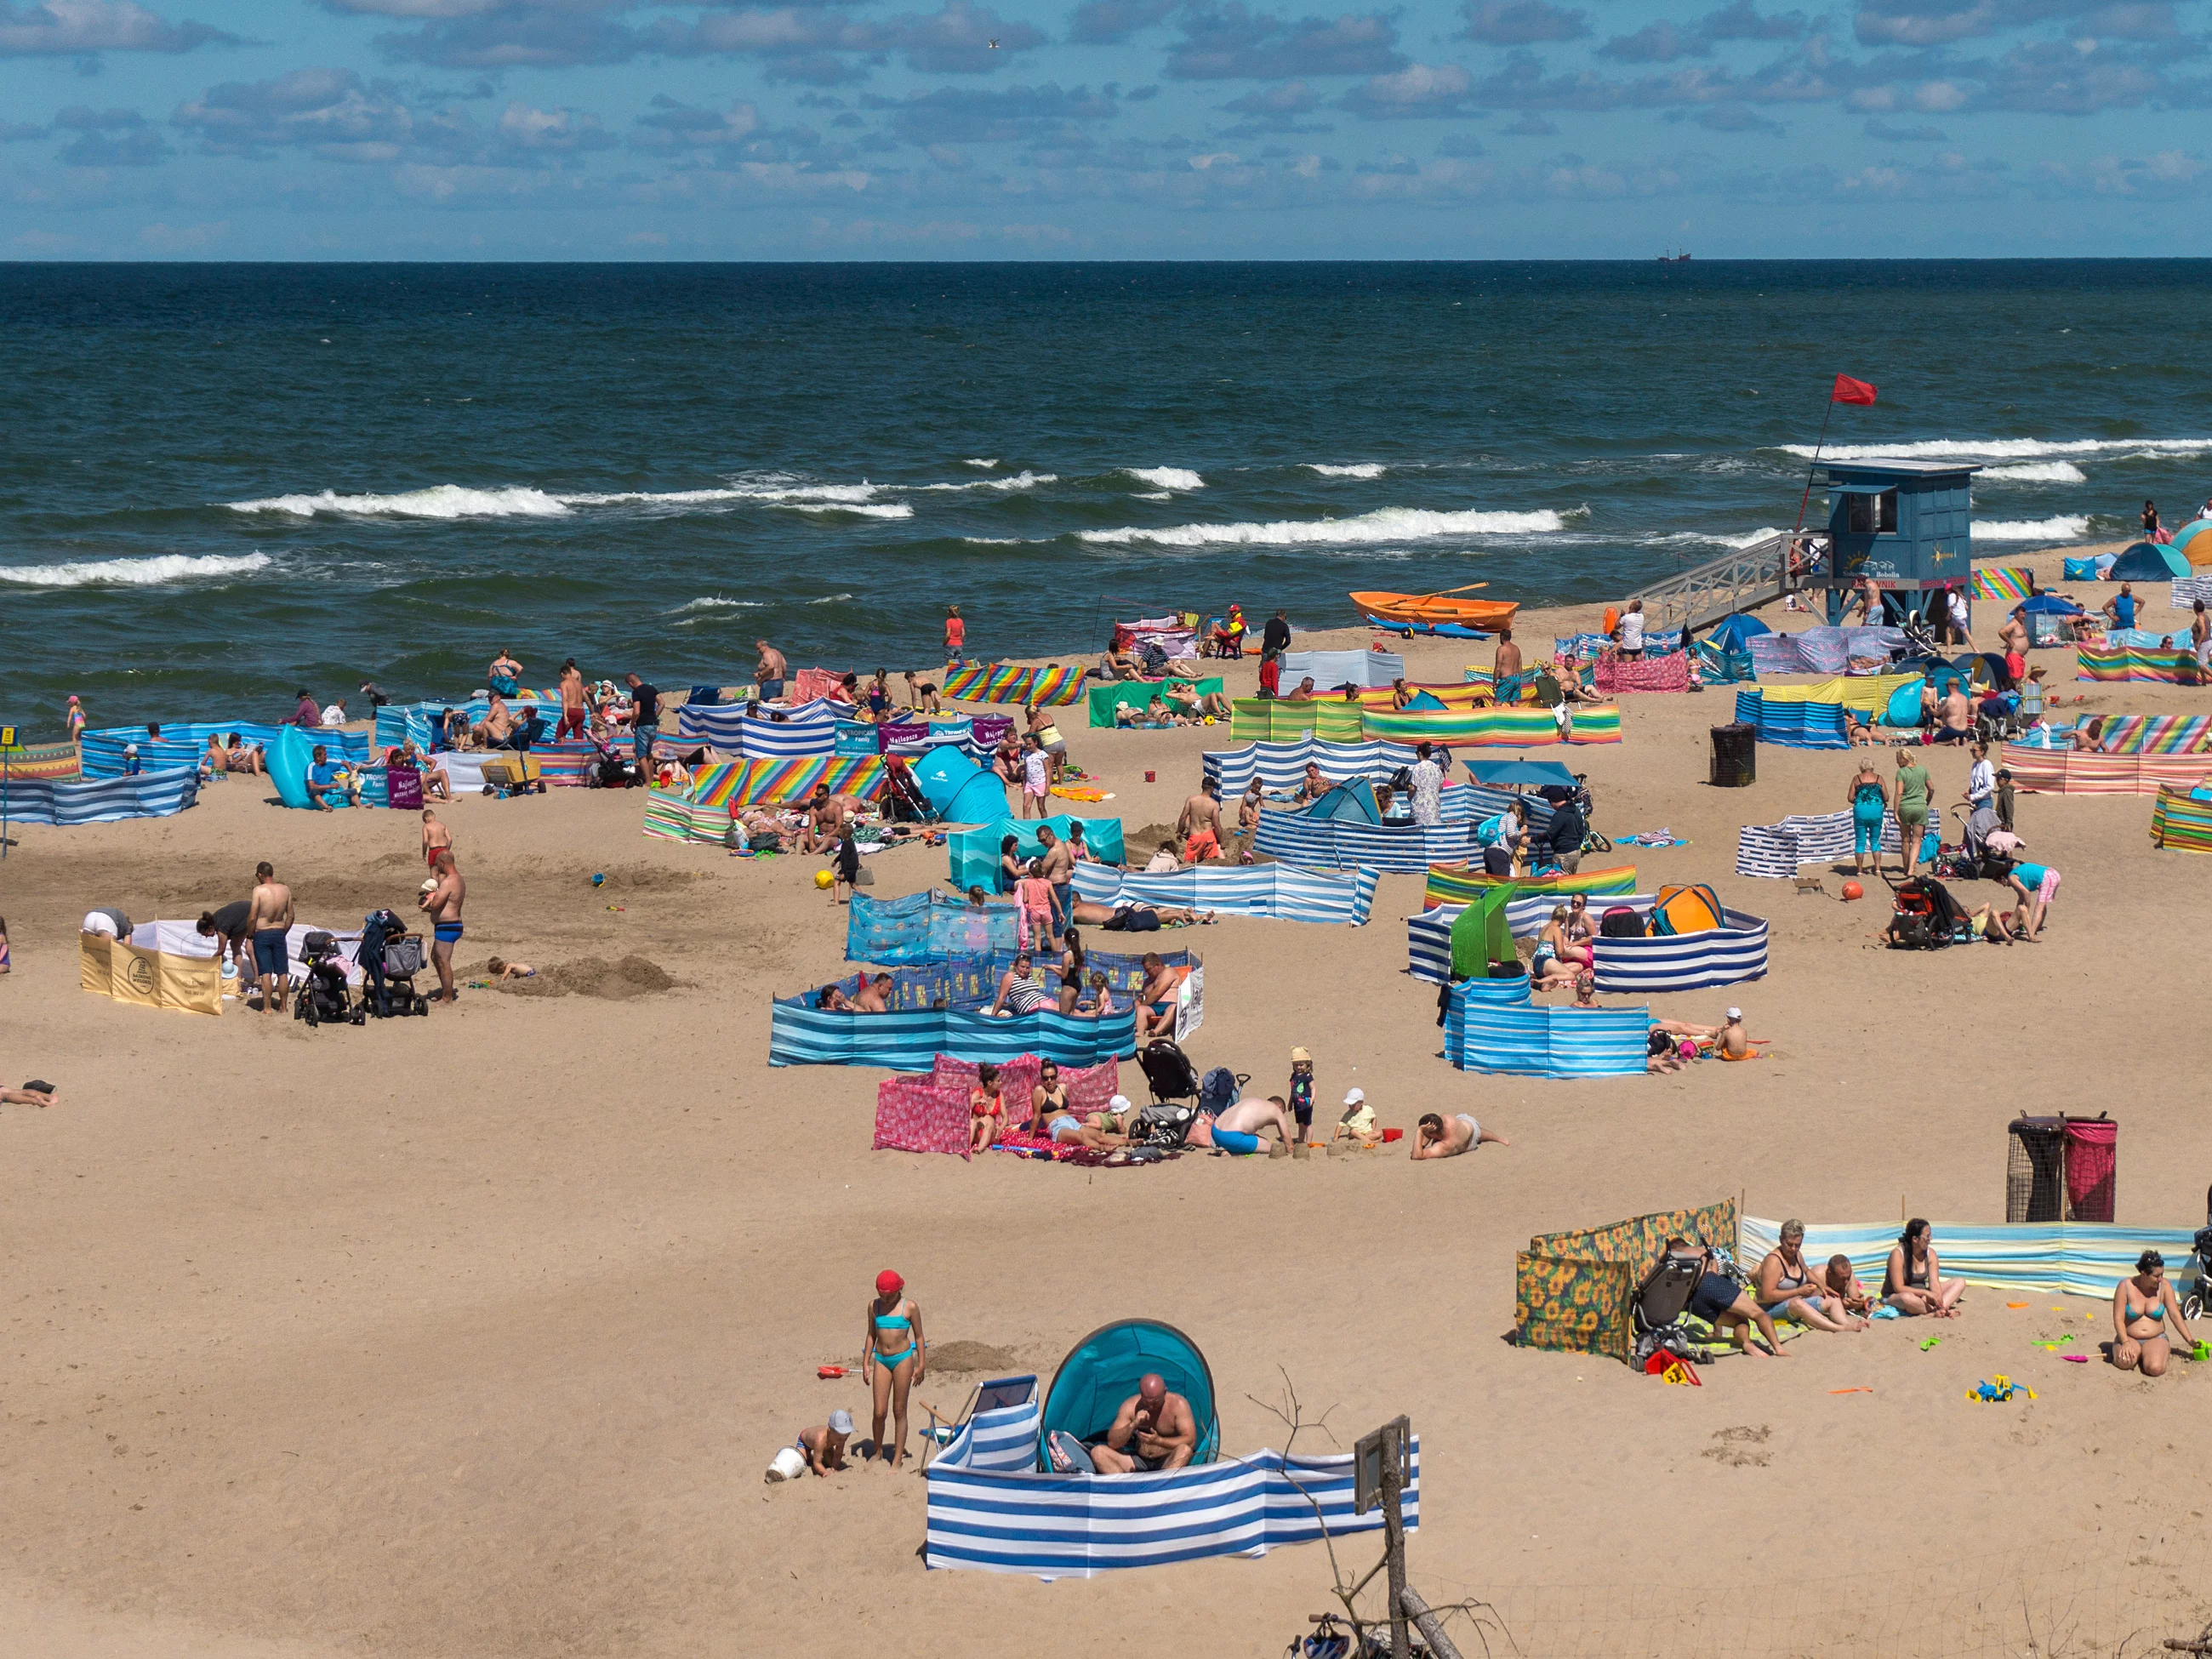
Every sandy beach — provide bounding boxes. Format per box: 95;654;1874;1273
5;548;2210;1657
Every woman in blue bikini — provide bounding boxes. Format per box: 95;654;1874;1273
2112;1250;2196;1377
865;1268;926;1468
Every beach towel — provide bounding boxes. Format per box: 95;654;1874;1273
1972;566;2034;601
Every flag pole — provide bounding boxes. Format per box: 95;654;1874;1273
1791;395;1835;539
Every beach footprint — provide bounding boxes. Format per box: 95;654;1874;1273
1702;1425;1772;1468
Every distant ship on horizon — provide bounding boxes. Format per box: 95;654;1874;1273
1657;248;1692;263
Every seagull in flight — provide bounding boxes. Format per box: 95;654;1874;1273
987;37;999;46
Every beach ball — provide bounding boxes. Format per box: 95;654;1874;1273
1202;715;1216;725
1841;881;1863;902
813;869;835;890
590;872;606;887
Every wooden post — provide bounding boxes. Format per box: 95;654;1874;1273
1382;1420;1411;1659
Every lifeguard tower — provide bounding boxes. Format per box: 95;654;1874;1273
1810;459;1979;628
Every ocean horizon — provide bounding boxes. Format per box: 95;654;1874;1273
4;258;2207;734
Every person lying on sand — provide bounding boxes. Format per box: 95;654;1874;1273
1411;1111;1508;1160
484;957;535;981
1646;1029;1696;1072
1089;1375;1194;1474
3;1079;56;1108
1756;1219;1868;1333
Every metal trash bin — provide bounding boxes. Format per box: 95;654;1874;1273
1709;722;1757;789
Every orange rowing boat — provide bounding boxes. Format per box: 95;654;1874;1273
1351;584;1519;635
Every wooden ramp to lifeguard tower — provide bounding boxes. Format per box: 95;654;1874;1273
1639;531;1822;639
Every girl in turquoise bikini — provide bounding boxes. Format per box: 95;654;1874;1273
865;1268;926;1468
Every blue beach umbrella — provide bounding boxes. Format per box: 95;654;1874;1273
1467;759;1578;790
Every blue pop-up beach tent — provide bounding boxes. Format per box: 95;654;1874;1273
1708;613;1771;652
909;744;1009;825
2109;541;2191;581
1040;1320;1219;1469
1302;779;1382;823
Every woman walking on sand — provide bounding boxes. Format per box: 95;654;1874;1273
865;1269;925;1468
1847;755;1886;878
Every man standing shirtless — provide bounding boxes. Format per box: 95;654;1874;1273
1035;825;1074;938
246;861;294;1018
555;658;588;742
1493;625;1523;705
419;850;465;1004
1090;1374;1196;1474
755;640;788;702
1176;781;1223;864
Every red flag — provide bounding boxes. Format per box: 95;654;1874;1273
1831;373;1878;406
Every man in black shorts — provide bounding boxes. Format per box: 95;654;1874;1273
1674;1241;1787;1359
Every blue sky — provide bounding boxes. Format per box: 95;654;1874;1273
2;0;2207;255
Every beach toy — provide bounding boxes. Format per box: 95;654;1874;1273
2062;1354;2089;1363
1967;1375;2035;1403
2006;1301;2029;1308
591;872;605;887
1919;1337;1941;1350
1144;771;1156;783
1828;1387;1873;1394
1840;881;1862;901
813;869;835;890
2193;1340;2211;1362
817;1365;848;1379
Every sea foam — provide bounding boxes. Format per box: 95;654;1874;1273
1121;467;1204;492
915;470;1057;493
0;552;273;587
1305;463;1387;478
1080;506;1561;548
1981;463;2088;483
782;502;914;519
1974;516;2089;541
229;486;573;518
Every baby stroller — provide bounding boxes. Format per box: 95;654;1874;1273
1932;804;2014;885
881;755;932;824
358;908;430;1018
2182;1187;2212;1322
1136;1037;1200;1105
293;931;363;1027
1884;875;1971;949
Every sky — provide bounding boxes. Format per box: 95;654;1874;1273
1;0;2208;257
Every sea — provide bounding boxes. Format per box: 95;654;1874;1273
3;259;2209;736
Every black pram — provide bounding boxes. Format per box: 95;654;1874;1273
359;908;430;1018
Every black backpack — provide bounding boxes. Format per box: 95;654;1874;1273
1387;765;1414;793
1633;1252;1705;1338
1599;906;1644;938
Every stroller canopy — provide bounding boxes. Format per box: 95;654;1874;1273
1040;1319;1220;1469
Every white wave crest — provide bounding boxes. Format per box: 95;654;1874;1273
1121;466;1204;492
1305;463;1386;478
914;470;1057;493
1647;527;1786;550
1982;462;2088;483
1777;437;2212;461
782;502;914;519
1080;505;1562;549
0;552;273;588
229;486;572;519
668;596;762;614
1975;516;2090;541
809;592;855;604
961;536;1033;545
962;458;999;469
1136;492;1172;502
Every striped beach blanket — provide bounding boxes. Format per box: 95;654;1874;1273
941;663;1088;708
1972;565;2034;601
2152;786;2212;852
1422;863;1637;908
1999;744;2212;796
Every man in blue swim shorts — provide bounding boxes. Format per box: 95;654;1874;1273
246;860;294;1018
418;851;465;1005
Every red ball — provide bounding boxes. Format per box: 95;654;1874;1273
1840;881;1864;902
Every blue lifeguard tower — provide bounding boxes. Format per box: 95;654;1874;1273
1813;459;1981;628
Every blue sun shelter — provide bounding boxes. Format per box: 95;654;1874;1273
1040;1319;1220;1468
1814;460;1981;632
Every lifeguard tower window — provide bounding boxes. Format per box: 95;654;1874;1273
1846;490;1898;535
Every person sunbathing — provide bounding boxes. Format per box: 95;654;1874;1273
1104;645;1141;680
817;984;852;1012
1132;953;1181;1040
484;957;536;981
1645;1028;1695;1072
851;972;894;1013
1045;1111;1130;1153
1028;1060;1073;1135
225;732;266;775
1089;1375;1195;1474
1164;682;1232;720
2;1079;56;1108
1283;677;1317;703
1293;761;1332;806
1411;1111;1508;1159
1883;1218;1964;1318
989;954;1056;1017
1531;908;1577;989
970;1064;1005;1154
1755;1219;1867;1333
1668;1239;1789;1359
1816;1254;1875;1321
472;693;514;747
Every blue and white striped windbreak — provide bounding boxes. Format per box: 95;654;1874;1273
1251;808;1479;872
1409;898;1768;993
1072;862;1380;926
0;767;202;827
923;1376;1419;1578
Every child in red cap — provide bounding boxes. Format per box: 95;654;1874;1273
867;1269;924;1468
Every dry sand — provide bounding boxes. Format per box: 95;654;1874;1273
5;550;2210;1657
